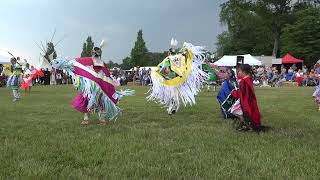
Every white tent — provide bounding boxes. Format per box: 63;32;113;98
35;53;53;70
214;54;262;67
37;57;52;70
0;54;11;64
0;55;10;64
272;58;282;65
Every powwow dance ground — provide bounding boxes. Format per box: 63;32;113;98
0;86;319;179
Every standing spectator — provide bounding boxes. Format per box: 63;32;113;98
141;68;147;86
134;67;140;85
56;70;62;85
63;72;69;85
50;69;56;85
23;63;33;93
147;68;152;85
139;67;144;85
43;68;51;85
40;68;45;84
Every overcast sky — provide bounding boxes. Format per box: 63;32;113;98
0;0;226;64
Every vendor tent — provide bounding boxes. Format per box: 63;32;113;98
282;54;303;64
214;54;262;67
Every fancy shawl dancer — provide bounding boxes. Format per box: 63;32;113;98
2;57;23;102
217;67;238;119
52;40;134;125
21;63;43;93
147;39;208;115
230;64;262;131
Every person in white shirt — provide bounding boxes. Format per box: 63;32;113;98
23;63;34;93
295;69;304;86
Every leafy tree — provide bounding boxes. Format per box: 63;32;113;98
281;6;320;67
130;30;149;66
81;36;95;57
147;52;167;66
216;32;233;57
120;57;133;70
253;0;293;57
44;42;57;63
217;0;319;61
106;60;120;69
217;0;273;57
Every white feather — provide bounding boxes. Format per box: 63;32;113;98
100;40;105;48
170;38;174;47
170;38;178;47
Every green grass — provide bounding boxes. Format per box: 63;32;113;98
0;85;319;179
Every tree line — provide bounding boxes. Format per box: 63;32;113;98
217;0;320;67
80;30;167;70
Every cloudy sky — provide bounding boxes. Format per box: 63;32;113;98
0;0;226;64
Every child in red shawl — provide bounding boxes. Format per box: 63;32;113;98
231;64;262;131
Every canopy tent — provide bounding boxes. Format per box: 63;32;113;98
214;54;262;67
282;54;303;64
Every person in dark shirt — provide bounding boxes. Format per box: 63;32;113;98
43;68;51;85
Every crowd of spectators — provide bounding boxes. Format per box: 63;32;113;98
3;62;318;88
252;62;320;87
110;67;152;86
0;64;155;87
33;68;72;86
0;66;73;87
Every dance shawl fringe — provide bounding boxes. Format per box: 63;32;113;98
147;43;208;112
53;58;135;121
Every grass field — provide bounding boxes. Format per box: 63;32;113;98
0;85;319;179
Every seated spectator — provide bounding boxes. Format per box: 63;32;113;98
266;67;273;82
308;69;318;86
286;69;294;81
303;65;308;74
310;69;316;81
275;72;287;87
295;69;304;86
270;71;280;87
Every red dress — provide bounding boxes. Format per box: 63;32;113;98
231;76;262;129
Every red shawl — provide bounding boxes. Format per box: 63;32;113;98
232;76;261;129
